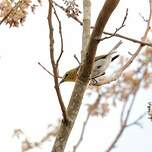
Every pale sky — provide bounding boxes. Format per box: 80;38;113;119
0;0;152;152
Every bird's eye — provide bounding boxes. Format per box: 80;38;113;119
65;73;68;77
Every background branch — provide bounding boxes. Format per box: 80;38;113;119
105;79;141;152
103;31;152;47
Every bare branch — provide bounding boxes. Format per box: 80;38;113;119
105;82;141;152
105;124;125;152
52;5;64;67
127;113;146;128
99;8;128;41
74;54;81;65
103;32;152;47
139;13;148;22
47;0;68;123
38;62;62;78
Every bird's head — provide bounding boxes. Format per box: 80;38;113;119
60;67;79;84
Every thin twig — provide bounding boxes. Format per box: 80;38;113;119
99;8;128;41
74;54;81;65
48;0;68;123
52;5;64;67
38;62;62;78
105;125;125;152
139;13;148;22
127;112;146;128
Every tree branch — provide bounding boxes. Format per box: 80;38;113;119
47;0;68;123
127;113;146;128
100;8;128;41
38;62;62;78
81;0;91;62
105;83;140;152
103;31;152;47
52;5;64;67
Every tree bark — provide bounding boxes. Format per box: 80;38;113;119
81;0;91;63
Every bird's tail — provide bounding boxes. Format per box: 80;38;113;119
108;40;123;55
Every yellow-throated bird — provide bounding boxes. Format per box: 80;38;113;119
60;41;122;84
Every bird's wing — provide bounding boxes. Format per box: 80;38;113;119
95;40;122;61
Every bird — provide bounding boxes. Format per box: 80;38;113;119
60;41;122;84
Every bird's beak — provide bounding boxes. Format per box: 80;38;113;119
59;79;64;84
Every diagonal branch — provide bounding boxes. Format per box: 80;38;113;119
105;80;141;152
38;62;62;78
127;112;146;128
